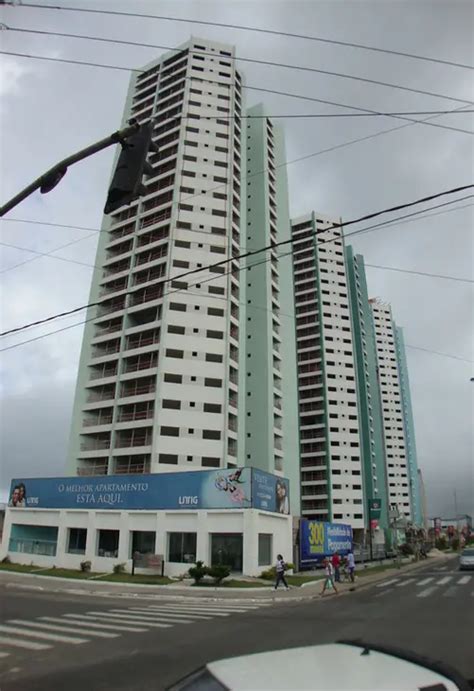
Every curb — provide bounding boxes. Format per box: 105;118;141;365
0;554;454;603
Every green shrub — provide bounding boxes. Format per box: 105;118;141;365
80;560;91;572
435;536;448;550
113;562;126;574
207;565;231;585
188;560;208;584
1;555;11;564
260;562;295;580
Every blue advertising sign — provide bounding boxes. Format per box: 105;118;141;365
8;468;289;514
300;520;353;568
252;469;290;515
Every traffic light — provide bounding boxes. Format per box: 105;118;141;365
104;120;157;214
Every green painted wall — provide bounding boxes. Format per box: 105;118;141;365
395;325;422;526
346;246;389;533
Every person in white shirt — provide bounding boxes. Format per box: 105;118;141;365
274;554;289;590
320;558;339;596
346;550;356;583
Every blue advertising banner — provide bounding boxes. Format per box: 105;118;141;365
252;469;290;515
300;520;353;567
8;468;289;514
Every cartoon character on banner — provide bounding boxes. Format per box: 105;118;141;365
215;469;249;505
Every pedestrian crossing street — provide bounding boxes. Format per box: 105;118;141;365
375;573;473;599
0;600;269;661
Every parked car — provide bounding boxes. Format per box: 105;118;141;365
459;547;474;570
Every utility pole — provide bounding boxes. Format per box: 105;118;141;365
0;121;143;217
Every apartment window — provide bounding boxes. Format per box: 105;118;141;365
203;430;221;440
202;457;220;467
67;528;87;555
168;325;185;335
166;349;184;359
203;403;222;413
205;353;223;363
258;534;273;566
162;400;181;410
168;532;197;563
205;378;222;388
169;302;186;312
164;373;182;383
161;426;179;436
97;530;119;558
159;453;178;464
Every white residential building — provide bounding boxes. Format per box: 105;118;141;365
291;213;365;533
370;299;412;520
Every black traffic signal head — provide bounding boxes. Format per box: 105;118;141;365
104;120;157;215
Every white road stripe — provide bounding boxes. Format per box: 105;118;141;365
0;624;87;645
396;578;415;588
0;635;51;651
375;589;394;598
418;586;438;598
0;651;11;658
436;576;452;585
443;587;458;598
458;576;472;585
86;612;172;628
151;604;249;613
23;619;118;638
376;579;399;588
144;605;230;617
61;614;147;632
417;577;434;586
125;607;214;620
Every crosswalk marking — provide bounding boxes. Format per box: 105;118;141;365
458;576;471;585
436;576;452;585
86;611;173;628
150;604;249;613
61;614;148;632
0;624;87;645
111;610;194;624
418;586;438;598
0;635;52;651
143;605;230;617
417;577;434;586
443;587;458;598
7;619;119;638
396;578;415;588
0;651;11;658
376;579;399;588
128;607;215;620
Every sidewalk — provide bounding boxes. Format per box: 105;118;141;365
0;552;454;602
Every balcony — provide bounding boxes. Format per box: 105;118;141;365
129;285;163;307
77;461;109;477
91;340;120;359
122;353;158;374
125;329;160;351
114;455;151;475
80;436;111;452
114;432;152;448
97;297;126;318
86;386;116;403
138;207;172;231
117;407;154;423
120;379;156;399
82;413;113;427
89;364;118;381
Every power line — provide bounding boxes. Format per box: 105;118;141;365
16;3;474;71
1;184;472;338
4;45;469;136
405;344;473;363
364;263;473;284
2;196;473;279
3;29;473;108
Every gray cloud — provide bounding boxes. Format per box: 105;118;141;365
0;0;472;518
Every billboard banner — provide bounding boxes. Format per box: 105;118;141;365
8;468;289;514
300;520;353;567
251;469;290;515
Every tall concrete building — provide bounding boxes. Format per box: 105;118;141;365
290;213;365;534
67;39;298;496
370;299;412;520
346;247;390;538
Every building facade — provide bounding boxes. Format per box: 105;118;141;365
346;247;390;538
370;299;412;521
395;325;422;525
290;213;365;534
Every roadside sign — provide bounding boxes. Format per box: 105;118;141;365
133;552;164;574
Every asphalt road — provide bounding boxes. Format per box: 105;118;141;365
1;557;472;690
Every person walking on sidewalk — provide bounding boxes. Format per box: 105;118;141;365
274;554;289;590
346;549;356;583
331;552;341;583
321;558;339;597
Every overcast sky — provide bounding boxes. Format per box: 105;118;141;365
0;0;472;519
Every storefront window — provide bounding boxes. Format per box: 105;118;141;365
168;532;197;563
97;529;119;558
211;533;243;572
67;528;87;555
258;533;272;566
9;524;58;557
130;530;156;557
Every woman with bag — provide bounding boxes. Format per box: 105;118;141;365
274;554;290;590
